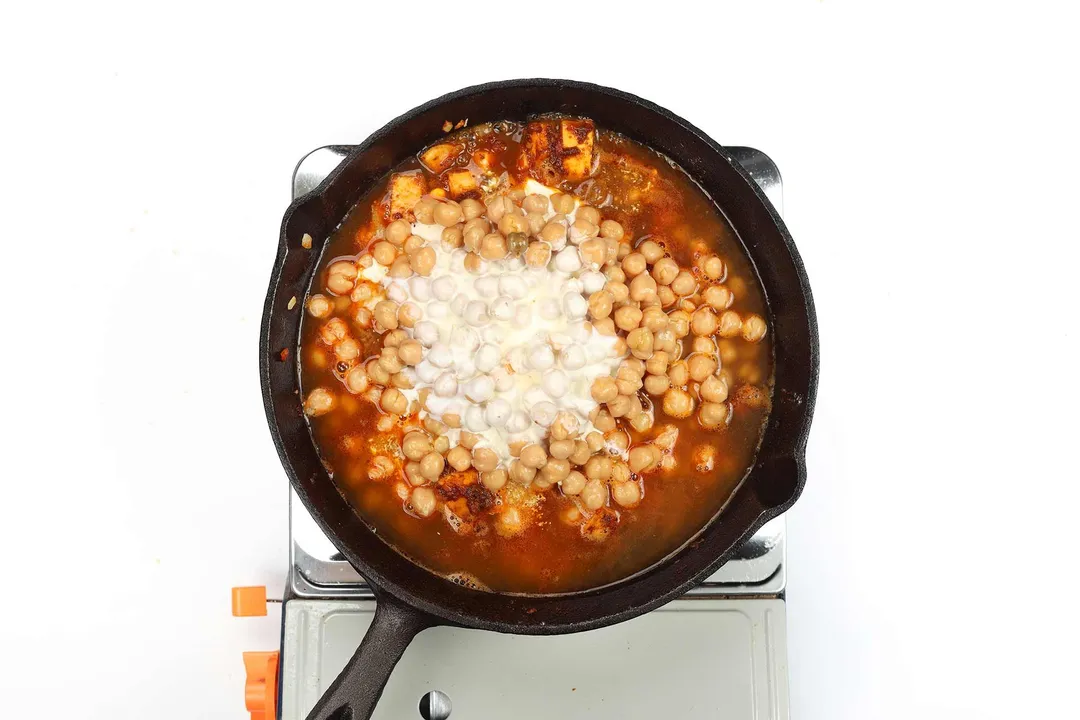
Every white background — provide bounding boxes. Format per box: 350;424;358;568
1;1;1077;718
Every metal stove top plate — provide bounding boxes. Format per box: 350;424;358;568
280;598;788;720
288;144;786;598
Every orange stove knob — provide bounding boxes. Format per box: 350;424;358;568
232;586;268;617
242;651;279;720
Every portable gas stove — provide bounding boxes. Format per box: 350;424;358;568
237;144;789;720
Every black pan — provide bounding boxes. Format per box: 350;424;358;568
260;79;818;720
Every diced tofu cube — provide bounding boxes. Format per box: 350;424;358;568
447;169;479;199
519;117;596;184
419;143;462;174
388;171;426;220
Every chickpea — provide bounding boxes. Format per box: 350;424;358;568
577;238;604;267
384;329;408;347
475;232;506;261
628;445;661;473
335;338;360;362
703;285;732;310
641;307;669;332
645;256;674;284
436;225;462;250
637;240;664;263
343;365;369;394
607;281;630;303
463;221;488;252
561;470;587;496
409;486;437;517
585;432;605;453
402;235;425;255
644;373;671;396
406;247;435;277
380;387;408;415
692;337;716;355
413;197;437;224
326;272;355;295
662;388;696;418
701;254;725;280
593;409;616;433
742;313;767;342
591;377;619;404
691;307;719;336
668;271;695;297
388;256;412;278
627;410;654;433
481;468;508;492
607;394;631;418
612;480;642;508
645;350;670;375
585;455;613;481
463;252;486;274
303;388;335;416
366;358;390;385
628;272;657;303
523;193;549;214
549;439;575;460
578;206;601;225
668;310;691;338
626;327;654;360
396;340;422;366
588;290;614;319
718;310;743;338
307;294;332;319
509;459;537;485
621;252;647;277
400;461;423;487
699;375;729;404
569;441;592;466
525;241;552;267
498;212;529;236
593;317;616;336
442;413;461;429
668;360;689;386
418;451;445;481
385;219;411;246
606;265;627;283
614;305;642;332
541;458;571;483
520;444;548;469
471;447;498;472
401;431;432;461
687;353;718;382
622;357;646;376
446;445;472;471
551;193;575;215
571;219;599;242
581;478;609;511
699;401;730;429
599;219;624;241
371;241;397;266
372;301;399;331
432;201;463;227
459;197;484;221
538;221;565;245
615;376;642;396
459;431;480;450
656;285;676;307
378;347;403;374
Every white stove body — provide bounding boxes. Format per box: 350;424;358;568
280;146;789;720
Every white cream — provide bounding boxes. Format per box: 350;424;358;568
373;184;621;463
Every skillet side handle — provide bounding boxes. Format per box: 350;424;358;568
305;593;434;720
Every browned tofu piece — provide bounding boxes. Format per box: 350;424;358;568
446;168;479;199
388;171;426;220
519;117;596;183
419;143;463;173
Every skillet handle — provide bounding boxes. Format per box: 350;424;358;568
305;592;435;720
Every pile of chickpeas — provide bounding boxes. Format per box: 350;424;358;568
302;184;768;540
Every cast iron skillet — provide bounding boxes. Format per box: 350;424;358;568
260;79;818;720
